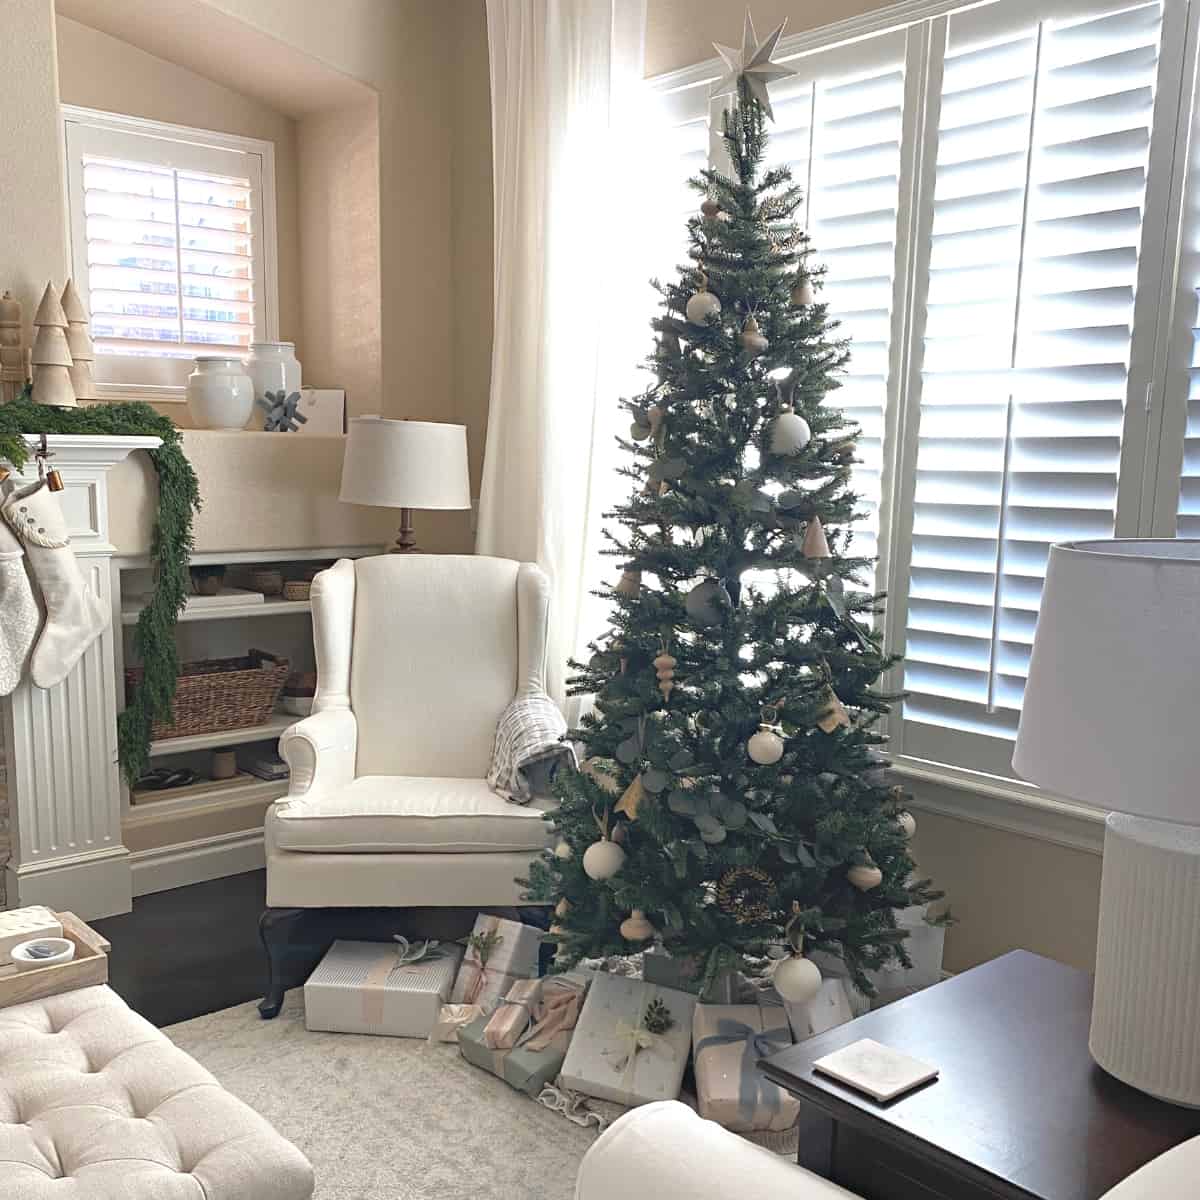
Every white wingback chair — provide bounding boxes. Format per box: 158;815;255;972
259;555;558;1014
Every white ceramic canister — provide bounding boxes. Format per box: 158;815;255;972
244;341;302;403
186;357;255;429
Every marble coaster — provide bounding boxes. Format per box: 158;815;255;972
812;1037;938;1102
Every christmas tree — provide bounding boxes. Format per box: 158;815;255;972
527;15;943;1001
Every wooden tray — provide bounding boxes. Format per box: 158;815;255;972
0;911;110;1009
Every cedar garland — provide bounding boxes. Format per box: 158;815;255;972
0;390;201;784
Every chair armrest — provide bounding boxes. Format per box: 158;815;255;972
575;1102;860;1200
1101;1136;1200;1200
278;708;358;803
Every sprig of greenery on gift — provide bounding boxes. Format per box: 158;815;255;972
465;928;504;965
0;391;200;785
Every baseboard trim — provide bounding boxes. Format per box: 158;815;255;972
130;829;265;897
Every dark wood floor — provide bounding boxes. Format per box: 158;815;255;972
93;870;268;1028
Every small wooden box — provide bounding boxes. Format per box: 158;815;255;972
0;911;110;1010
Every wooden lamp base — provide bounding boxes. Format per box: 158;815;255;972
387;507;419;553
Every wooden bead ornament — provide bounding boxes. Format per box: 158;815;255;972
620;909;656;941
740;314;769;357
802;516;831;559
654;650;677;701
848;861;884;891
790;278;816;306
686;274;722;326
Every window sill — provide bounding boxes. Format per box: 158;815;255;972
92;384;187;405
892;755;1106;855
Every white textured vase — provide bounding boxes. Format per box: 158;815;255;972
244;341;301;403
1090;813;1200;1106
186;357;254;429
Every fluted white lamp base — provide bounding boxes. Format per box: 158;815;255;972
1090;813;1200;1107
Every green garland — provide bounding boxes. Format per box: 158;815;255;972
0;391;201;785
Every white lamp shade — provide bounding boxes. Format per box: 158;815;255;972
1012;539;1200;824
339;417;470;510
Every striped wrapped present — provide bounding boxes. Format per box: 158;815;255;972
304;938;464;1038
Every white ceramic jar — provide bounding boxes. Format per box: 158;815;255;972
244;341;302;403
186;357;254;429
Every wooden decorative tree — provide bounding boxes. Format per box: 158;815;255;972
30;282;76;408
61;279;95;402
0;290;31;405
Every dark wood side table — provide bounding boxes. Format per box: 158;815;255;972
760;950;1200;1200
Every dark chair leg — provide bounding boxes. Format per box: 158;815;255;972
258;907;305;1019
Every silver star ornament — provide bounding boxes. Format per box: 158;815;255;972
710;13;797;121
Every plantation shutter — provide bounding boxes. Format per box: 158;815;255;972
758;31;909;572
64;117;269;392
1175;285;1200;534
899;0;1166;770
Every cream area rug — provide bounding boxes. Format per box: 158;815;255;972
167;989;596;1200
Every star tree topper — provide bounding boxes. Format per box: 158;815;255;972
710;12;798;121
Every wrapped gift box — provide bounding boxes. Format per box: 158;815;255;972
428;1003;483;1043
786;977;855;1042
642;947;743;1002
559;973;696;1107
450;915;541;1011
459;976;587;1096
692;1002;800;1132
304;939;463;1038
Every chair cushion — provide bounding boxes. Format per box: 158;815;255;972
271;775;555;853
0;985;313;1200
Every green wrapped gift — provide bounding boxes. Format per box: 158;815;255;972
458;976;585;1096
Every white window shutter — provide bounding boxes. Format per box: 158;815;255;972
901;0;1165;758
63;112;271;394
762;35;909;572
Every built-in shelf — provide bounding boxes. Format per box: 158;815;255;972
125;772;285;825
122;596;312;625
147;712;294;757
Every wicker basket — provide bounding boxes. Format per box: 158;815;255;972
126;649;290;741
282;579;311;601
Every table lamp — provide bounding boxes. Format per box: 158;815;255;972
1013;539;1200;1107
338;417;470;553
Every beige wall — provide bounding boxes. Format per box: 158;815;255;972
645;0;897;76
296;99;382;414
0;0;70;346
55;15;303;373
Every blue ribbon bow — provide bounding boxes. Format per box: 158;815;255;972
694;1016;792;1124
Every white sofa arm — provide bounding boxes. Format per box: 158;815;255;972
575;1102;860;1200
278;708;358;804
1101;1135;1200;1200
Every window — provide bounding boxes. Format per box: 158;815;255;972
63;108;277;397
651;0;1197;794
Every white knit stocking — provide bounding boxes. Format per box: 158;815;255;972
2;480;108;689
0;516;38;696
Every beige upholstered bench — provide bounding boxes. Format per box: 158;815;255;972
0;985;313;1199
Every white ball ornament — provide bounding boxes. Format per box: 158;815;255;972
554;838;573;861
685;578;731;627
768;408;812;456
583;838;626;881
773;953;822;1005
748;725;784;765
897;810;917;839
686;289;722;326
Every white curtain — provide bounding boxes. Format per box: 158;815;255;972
477;0;657;710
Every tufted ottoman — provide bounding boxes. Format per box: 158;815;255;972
0;985;313;1199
